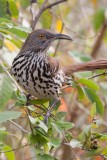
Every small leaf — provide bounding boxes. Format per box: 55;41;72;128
29;116;48;133
19;0;30;8
78;78;99;91
93;133;107;141
83;87;104;115
2;145;15;160
40;10;52;29
0;0;11;19
49;138;61;147
93;8;105;31
101;147;107;155
30;132;49;146
51;121;74;133
29;99;49;105
8;0;19;18
0;111;22;123
16;93;27;106
77;85;85;100
90;103;96;118
70;139;82;148
55;111;67;120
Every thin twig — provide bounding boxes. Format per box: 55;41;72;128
44;0;67;10
25;108;34;133
0;60;23;93
9;120;30;133
31;0;67;30
0;143;31;153
89;72;107;79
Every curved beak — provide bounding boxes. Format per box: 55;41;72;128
54;33;72;41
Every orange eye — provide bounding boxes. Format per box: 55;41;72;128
38;35;45;39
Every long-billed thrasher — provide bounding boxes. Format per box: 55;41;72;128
11;29;107;122
11;29;73;122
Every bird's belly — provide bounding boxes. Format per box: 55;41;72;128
12;68;64;99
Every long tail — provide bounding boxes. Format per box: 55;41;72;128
62;59;107;76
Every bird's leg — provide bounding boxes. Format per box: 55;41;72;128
44;99;60;124
26;94;31;105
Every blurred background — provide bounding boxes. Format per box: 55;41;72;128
0;0;107;160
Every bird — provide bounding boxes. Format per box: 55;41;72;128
11;29;107;122
11;29;72;122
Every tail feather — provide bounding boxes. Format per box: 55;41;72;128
62;59;107;76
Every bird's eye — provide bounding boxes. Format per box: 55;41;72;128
38;35;45;39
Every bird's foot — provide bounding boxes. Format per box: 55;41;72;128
26;94;31;105
43;99;59;124
44;110;51;124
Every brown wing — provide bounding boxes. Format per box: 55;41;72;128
47;56;60;76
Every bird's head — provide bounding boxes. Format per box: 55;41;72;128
20;29;72;54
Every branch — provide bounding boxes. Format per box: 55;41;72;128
9;120;30;133
31;0;67;30
0;60;23;93
0;143;30;153
91;21;107;58
63;59;107;76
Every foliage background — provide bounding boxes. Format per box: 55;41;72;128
0;0;107;160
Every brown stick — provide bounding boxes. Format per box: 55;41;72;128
31;0;67;30
63;59;107;76
91;22;107;58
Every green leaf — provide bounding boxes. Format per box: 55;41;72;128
102;147;107;156
0;74;14;108
0;111;22;123
30;132;49;146
51;121;74;133
19;0;30;8
90;103;96;118
93;133;107;141
40;10;52;29
0;18;31;40
77;85;85;100
0;65;4;73
7;0;19;18
93;8;105;31
0;0;11;19
16;93;27;106
37;154;55;160
55;111;67;120
86;148;103;157
38;0;45;7
49;138;61;147
29;116;48;133
78;78;99;91
29;99;49;105
83;87;104;115
2;145;15;160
